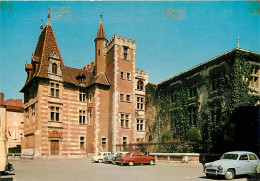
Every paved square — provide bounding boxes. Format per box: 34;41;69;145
1;158;251;181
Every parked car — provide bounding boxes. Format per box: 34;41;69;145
104;152;121;163
118;151;156;166
204;151;260;180
111;152;128;164
91;152;111;163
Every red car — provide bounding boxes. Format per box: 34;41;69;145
118;151;156;166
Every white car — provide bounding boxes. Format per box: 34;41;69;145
204;151;260;180
91;152;111;163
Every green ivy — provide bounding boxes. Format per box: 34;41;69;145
146;50;260;152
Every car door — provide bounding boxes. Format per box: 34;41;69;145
237;154;251;174
138;152;148;163
249;154;259;173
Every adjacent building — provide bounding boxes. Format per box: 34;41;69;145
0;93;24;150
145;47;260;151
20;10;148;158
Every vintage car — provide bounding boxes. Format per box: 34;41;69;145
104;152;121;163
111;152;128;164
204;151;260;180
91;152;111;163
118;151;156;166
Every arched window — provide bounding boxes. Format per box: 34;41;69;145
52;63;57;74
137;80;144;90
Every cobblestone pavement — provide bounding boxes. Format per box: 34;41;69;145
0;158;252;181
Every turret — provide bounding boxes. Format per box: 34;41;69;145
94;9;107;75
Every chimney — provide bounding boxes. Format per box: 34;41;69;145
0;93;4;105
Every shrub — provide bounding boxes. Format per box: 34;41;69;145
162;130;173;142
186;126;202;142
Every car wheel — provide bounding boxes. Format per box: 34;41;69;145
149;160;154;165
98;159;103;163
128;161;134;166
206;173;211;178
256;164;260;173
112;161;116;165
225;169;235;180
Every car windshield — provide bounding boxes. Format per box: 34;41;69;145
221;154;239;160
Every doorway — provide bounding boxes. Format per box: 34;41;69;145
50;140;59;155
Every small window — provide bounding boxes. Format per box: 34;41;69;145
120;94;124;102
123;46;128;60
80;137;85;149
52;63;58;74
126;72;131;80
98;49;100;56
102;138;107;149
88;108;93;125
89;94;92;103
125;115;129;128
121;114;124;127
123;137;127;146
126;94;131;102
120;71;124;79
137;80;144;90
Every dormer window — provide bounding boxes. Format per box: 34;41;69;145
48;52;62;81
52;63;57;74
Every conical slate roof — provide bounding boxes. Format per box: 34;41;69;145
95;20;107;40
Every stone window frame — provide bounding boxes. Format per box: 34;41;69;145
79;136;86;150
89;93;93;103
88;108;93;126
136;96;144;110
137;80;144;91
126;94;131;103
102;137;107;150
50;106;60;122
120;71;124;79
123;46;128;60
25;108;29;126
250;67;260;89
136;119;144;131
32;104;36;125
52;63;58;74
126;72;131;81
120;113;130;129
122;136;128;147
120;94;125;102
79;110;86;125
79;88;86;102
50;82;60;98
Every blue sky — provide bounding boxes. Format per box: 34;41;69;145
0;1;260;101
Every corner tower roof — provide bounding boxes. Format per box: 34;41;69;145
95;12;107;41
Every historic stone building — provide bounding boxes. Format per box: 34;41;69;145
0;93;24;150
145;47;260;152
20;9;148;158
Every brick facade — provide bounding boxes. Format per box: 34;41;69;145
20;11;148;158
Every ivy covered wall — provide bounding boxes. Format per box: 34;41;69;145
145;49;260;152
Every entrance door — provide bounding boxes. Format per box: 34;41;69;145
51;140;59;155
